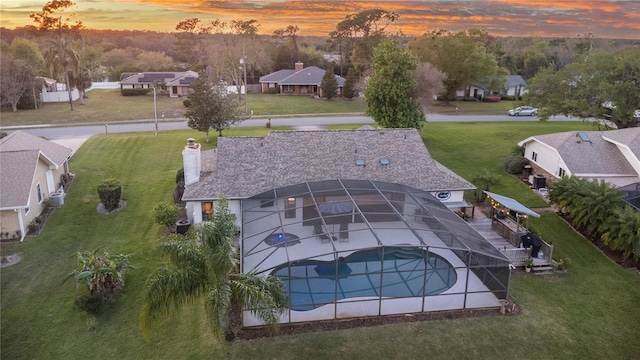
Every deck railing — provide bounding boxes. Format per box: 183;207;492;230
500;239;554;267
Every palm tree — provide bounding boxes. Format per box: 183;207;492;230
600;206;640;260
44;36;79;110
549;175;584;214
140;199;286;339
472;169;501;203
572;180;623;234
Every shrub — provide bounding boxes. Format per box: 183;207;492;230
74;293;107;314
97;178;122;212
182;98;191;107
175;168;184;184
153;203;180;231
120;88;150;96
503;156;527;175
501;95;516;101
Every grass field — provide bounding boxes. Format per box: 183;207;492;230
0;89;516;127
2;122;638;359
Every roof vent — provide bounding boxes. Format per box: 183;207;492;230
379;157;390;165
576;132;591;142
355;159;365;166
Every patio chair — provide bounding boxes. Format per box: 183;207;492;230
339;222;349;242
313;224;335;243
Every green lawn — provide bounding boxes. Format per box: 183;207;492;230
2;123;639;359
0;90;367;127
1;89;518;127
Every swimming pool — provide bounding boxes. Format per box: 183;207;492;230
272;247;457;311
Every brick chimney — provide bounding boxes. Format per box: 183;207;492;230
294;62;304;72
182;138;201;186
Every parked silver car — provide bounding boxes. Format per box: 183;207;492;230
508;106;538;116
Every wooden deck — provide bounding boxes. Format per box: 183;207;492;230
467;217;555;272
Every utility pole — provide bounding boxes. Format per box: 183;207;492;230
240;57;248;114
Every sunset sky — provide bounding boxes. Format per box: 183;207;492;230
2;0;639;39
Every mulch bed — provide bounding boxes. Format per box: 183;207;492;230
557;213;640;272
235;298;519;341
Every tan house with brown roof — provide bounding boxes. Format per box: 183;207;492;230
0;131;72;241
518;128;640;188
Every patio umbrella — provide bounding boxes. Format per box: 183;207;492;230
317;201;353;214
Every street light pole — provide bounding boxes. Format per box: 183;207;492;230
153;86;158;135
240;57;248;114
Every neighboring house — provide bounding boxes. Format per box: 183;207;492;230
180;128;510;327
119;71;198;97
456;75;528;100
259;62;345;97
0;131;73;242
36;76;80;103
517;128;640;188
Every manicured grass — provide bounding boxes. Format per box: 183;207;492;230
0;90;367;127
247;93;367;116
420;121;600;207
2;123;639;359
0;89;188;127
429;100;518;115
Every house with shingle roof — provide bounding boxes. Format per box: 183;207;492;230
179;129;516;328
456;75;529;100
517;127;640;188
259;63;345;97
181;128;475;224
0;131;73;241
119;71;198;97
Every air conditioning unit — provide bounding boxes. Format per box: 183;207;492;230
533;175;546;190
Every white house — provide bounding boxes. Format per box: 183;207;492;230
179;128;509;327
517;128;640;188
456;75;529;100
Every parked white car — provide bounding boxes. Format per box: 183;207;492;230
508;106;538;116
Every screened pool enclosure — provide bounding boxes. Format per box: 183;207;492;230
240;179;511;326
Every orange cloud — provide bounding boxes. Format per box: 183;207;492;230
2;0;638;39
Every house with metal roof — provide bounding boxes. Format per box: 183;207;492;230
0;131;72;241
259;62;345;97
119;71;198;97
180;128;511;327
517;127;640;188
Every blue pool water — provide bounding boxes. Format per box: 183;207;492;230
272;247;457;311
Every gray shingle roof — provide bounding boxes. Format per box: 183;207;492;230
183;128;475;200
0;131;72;166
0;131;72;209
260;66;345;86
120;71;195;85
505;75;528;88
259;69;296;83
523;128;640;176
0;151;39;208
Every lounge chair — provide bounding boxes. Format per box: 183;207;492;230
339;222;349;241
313;224;335;243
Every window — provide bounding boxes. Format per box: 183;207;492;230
282;85;295;93
531;152;538;161
36;184;43;203
260;200;274;208
558;168;566;177
284;197;296;218
202;202;213;221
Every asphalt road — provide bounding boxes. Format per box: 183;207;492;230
6;113;585;140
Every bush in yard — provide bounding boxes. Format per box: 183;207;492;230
121;88;150;96
503;156;527;175
153;203;180;232
97;178;122;212
63;249;136;314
